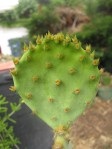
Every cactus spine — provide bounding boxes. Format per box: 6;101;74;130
11;32;101;149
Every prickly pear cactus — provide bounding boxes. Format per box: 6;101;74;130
10;32;101;149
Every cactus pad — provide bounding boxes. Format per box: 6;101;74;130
11;32;100;132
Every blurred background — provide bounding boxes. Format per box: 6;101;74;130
0;0;112;72
0;0;112;149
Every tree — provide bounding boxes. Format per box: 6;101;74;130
16;0;38;18
97;0;112;15
77;0;112;72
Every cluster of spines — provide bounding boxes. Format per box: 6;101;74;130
21;32;100;68
13;33;100;67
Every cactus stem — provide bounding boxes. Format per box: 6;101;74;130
52;135;69;149
64;134;70;142
54;125;66;135
52;141;63;149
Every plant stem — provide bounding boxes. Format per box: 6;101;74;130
66;141;73;149
3;101;22;123
52;135;73;149
3;127;20;149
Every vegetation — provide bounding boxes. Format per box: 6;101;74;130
11;32;101;148
26;6;60;37
0;1;111;148
50;0;89;7
0;0;38;27
77;0;112;72
96;0;112;15
16;0;38;18
0;9;18;27
0;95;22;149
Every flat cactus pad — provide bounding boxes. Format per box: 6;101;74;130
11;33;101;130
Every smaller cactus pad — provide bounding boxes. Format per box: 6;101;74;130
11;33;101;130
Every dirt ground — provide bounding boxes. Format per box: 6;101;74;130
70;97;112;149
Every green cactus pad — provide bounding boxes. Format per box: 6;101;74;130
11;33;100;130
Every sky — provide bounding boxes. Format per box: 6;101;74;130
0;0;19;12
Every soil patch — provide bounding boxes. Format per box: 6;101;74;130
71;97;112;149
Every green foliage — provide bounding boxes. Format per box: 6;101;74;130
0;10;18;25
11;32;100;148
85;0;98;17
76;0;112;72
50;0;66;6
97;0;112;14
78;16;112;46
16;0;38;18
0;0;38;27
0;95;21;149
37;0;50;5
50;0;86;7
26;6;60;36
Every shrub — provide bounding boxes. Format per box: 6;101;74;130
0;0;38;26
0;95;21;149
77;15;112;72
16;0;38;18
0;10;18;25
97;0;112;15
26;6;60;37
